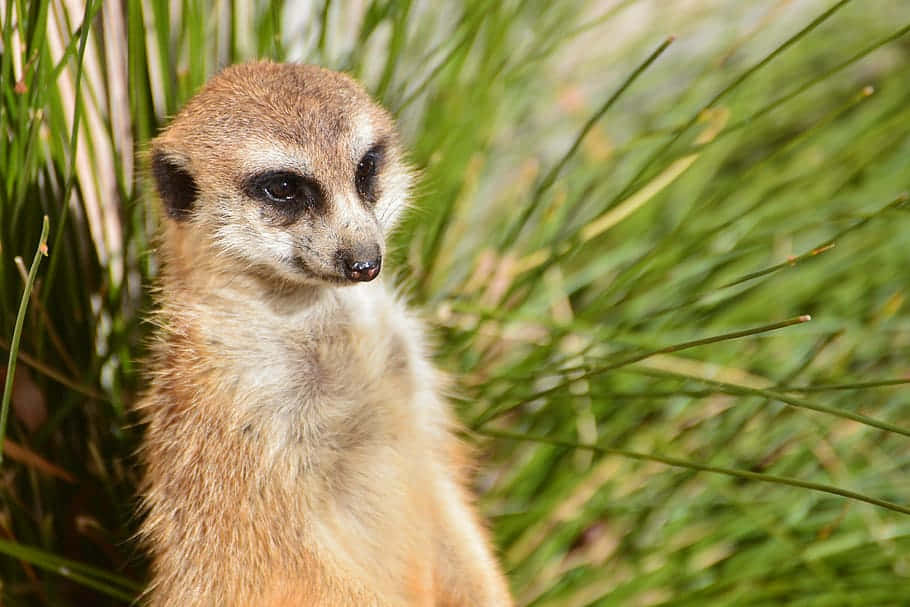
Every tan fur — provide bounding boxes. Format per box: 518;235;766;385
137;62;512;606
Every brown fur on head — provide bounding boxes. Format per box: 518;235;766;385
150;62;412;287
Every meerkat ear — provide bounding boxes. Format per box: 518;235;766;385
151;150;198;221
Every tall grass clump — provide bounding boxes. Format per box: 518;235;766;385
1;0;909;604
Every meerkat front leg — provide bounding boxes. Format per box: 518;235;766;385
433;472;513;606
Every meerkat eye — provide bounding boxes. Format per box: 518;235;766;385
246;171;323;216
355;144;385;203
261;173;306;203
263;175;297;201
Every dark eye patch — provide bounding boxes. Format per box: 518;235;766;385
243;171;325;222
355;142;386;204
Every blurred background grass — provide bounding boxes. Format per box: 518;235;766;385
1;0;909;604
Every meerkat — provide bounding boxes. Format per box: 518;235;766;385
137;61;513;607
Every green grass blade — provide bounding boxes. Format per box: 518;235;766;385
477;428;910;516
500;36;675;248
0;215;48;465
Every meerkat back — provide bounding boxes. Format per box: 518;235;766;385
138;62;513;606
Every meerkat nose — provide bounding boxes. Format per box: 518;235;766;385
343;255;382;282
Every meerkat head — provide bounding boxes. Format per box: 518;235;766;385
150;62;412;286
